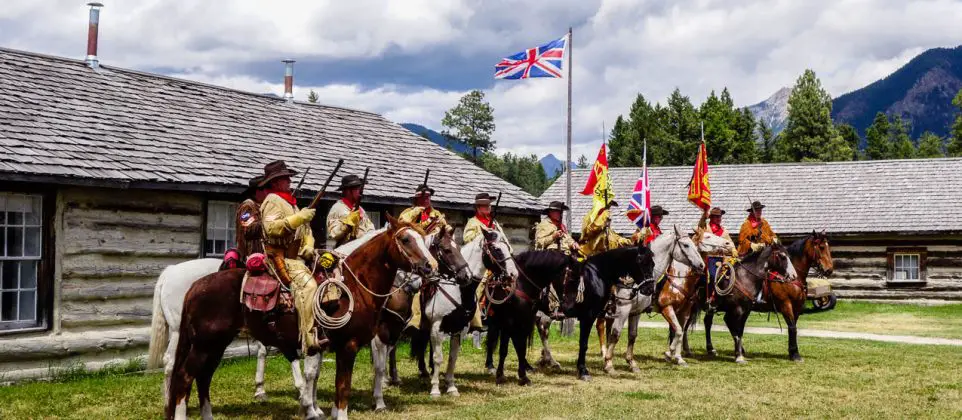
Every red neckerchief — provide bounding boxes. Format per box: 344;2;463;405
551;219;567;233
421;207;432;222
342;197;365;217
269;189;297;206
710;221;724;237
476;213;492;227
748;213;761;229
644;223;661;245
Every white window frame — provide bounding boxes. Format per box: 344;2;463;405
0;192;43;331
205;201;237;257
892;253;921;282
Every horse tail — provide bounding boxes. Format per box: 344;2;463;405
686;303;702;337
409;327;428;360
146;269;170;370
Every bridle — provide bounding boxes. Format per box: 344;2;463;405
392;227;430;270
429;231;473;284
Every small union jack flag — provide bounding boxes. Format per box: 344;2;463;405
494;35;567;79
626;143;651;229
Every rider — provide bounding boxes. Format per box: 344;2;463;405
221;174;268;270
579;200;634;256
698;207;738;306
534;201;580;319
737;200;779;304
258;160;327;352
326;174;375;248
463;193;509;332
633;205;668;245
399;183;449;332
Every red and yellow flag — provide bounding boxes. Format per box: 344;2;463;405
581;144;615;219
687;142;711;210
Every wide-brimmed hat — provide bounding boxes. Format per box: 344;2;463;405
336;174;366;191
746;201;766;212
709;207;726;217
257;160;298;187
242;174;265;197
542;201;569;214
650;205;669;217
604;200;619;209
413;184;435;198
474;192;496;205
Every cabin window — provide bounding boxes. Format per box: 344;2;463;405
0;193;42;331
205;201;237;257
887;247;927;283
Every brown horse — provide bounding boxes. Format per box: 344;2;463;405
166;215;437;420
700;230;833;362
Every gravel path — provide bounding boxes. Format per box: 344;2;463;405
635;321;962;346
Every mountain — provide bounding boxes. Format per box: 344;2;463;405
539;154;575;178
400;123;473;155
832;46;962;138
747;87;791;133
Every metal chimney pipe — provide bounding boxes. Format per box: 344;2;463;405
282;59;295;102
85;2;104;69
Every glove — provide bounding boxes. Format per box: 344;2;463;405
286;208;316;229
750;243;765;253
343;210;362;227
299;246;316;262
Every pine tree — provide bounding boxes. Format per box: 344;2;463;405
758;120;776;163
664;88;700;165
576;154;589;169
700;90;738;164
780;69;848;162
836;123;861;160
889;115;916;159
949;89;962;157
864;112;892;160
307;90;319;103
442;90;496;162
916;132;946;158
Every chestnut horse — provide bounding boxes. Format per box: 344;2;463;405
166;215;437;420
700;231;833;362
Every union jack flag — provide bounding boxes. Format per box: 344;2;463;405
626;143;651;229
494;35;567;79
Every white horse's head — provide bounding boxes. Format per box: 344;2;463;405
669;225;706;272
694;229;735;256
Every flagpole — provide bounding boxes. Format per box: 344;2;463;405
565;26;573;229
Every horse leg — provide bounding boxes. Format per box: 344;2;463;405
704;310;717;357
415;330;430;379
331;345;358;420
304;351;322;417
287;350;321;420
167;340;199;420
536;315;560;370
196;344;226;420
485;321;500;375
162;330;178;410
253;341;268;402
445;332;462;396
681;310;695;357
388;345;401;386
782;299;803;362
723;309;746;364
626;312;641;373
662;307;687;366
603;310;623;374
495;324;511;385
511;326;532;386
429;322;444;397
595;318;608;360
577;317;593;381
371;336;389;411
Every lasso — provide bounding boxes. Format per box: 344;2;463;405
312;279;354;330
713;260;737;296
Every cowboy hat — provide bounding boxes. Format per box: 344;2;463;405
542;201;569;214
650;205;669;216
474;192;496;205
336;174;366;191
242;174;265;198
257;160;298;187
413;183;435;198
709;207;726;216
746;201;766;212
605;200;619;208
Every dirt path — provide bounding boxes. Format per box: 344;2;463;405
635;321;962;346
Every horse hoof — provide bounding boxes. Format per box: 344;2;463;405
791;355;804;363
388;378;402;387
487;368;497;376
631;366;641;374
603;365;614;375
676;360;688;368
682;351;693;358
551;362;562;370
735;357;747;364
663;352;672;362
518;377;532;387
579;374;591;382
707;349;717;357
253;391;268;402
447;388;460;397
430;390;442;398
374;406;388;413
496;376;509;385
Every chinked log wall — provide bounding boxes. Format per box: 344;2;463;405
827;235;962;300
0;187;204;381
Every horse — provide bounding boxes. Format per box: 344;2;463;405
370;224;479;410
695;244;797;364
603;228;730;372
484;250;575;386
700;231;833;362
533;226;702;372
165;215;437;420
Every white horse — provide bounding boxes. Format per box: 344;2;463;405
602;228;732;373
147;228;385;416
371;227;517;410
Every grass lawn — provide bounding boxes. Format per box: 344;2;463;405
2;327;961;419
742;300;962;339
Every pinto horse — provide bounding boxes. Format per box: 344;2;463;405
700;231;833;362
166;215;437;420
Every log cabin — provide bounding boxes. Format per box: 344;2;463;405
541;159;962;300
0;47;540;381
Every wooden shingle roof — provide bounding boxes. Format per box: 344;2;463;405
540;158;962;235
0;47;540;213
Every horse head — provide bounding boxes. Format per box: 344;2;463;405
671;224;706;272
384;213;437;278
694;228;735;256
809;229;834;276
429;225;474;286
767;243;798;281
631;244;656;294
480;227;519;281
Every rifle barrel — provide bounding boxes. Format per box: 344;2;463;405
308;159;344;209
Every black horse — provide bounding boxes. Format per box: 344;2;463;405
484;250;574;386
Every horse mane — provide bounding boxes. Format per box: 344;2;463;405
739;245;772;264
514;250;571;271
585;246;637;269
787;235;809;258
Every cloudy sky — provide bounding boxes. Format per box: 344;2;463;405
2;0;962;161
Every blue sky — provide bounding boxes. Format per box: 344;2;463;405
3;0;962;160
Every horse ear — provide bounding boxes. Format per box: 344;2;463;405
385;213;399;229
673;224;683;237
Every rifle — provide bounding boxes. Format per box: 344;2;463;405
292;167;311;199
488;191;502;229
307;159;344;210
421;169;430;188
354;167;370;211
